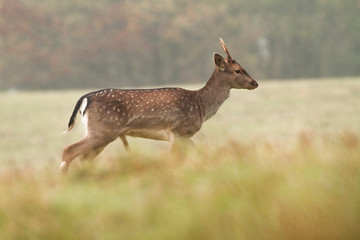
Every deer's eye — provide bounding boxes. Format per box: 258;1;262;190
235;70;241;74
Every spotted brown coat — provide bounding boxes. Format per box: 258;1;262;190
60;38;258;172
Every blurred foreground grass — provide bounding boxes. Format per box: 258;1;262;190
0;78;359;239
0;134;359;239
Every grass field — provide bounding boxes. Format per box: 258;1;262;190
0;78;360;239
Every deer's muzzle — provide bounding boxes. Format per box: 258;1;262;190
250;80;258;88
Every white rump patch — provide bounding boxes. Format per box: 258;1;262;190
79;98;88;116
81;113;89;137
79;98;89;136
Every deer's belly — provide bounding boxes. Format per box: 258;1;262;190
126;129;171;141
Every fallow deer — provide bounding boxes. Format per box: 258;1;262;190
61;38;258;172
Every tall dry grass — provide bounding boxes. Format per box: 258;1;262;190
0;78;359;239
0;133;359;240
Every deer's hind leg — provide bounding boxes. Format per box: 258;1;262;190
119;135;129;151
79;147;105;163
61;136;114;172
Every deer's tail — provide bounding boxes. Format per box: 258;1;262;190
64;95;89;133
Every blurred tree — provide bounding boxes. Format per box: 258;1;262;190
0;0;69;89
0;0;359;90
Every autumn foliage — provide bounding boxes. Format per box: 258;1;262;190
1;0;359;89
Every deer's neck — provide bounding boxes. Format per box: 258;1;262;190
197;69;231;121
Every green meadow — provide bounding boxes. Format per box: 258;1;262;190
0;78;359;239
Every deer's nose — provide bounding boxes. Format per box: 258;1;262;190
251;80;258;87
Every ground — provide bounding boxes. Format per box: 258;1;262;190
0;78;359;239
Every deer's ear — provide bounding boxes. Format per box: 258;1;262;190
214;53;226;71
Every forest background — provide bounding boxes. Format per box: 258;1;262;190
1;0;359;90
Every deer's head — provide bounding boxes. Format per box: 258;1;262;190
214;38;258;90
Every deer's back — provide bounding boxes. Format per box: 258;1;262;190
84;88;204;138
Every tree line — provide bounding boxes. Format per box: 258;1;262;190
1;0;359;90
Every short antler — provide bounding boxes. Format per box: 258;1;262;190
219;38;232;62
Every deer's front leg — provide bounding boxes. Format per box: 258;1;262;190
170;134;195;154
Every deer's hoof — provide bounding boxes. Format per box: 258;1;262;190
60;162;68;173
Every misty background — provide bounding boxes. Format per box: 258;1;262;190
1;0;359;90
